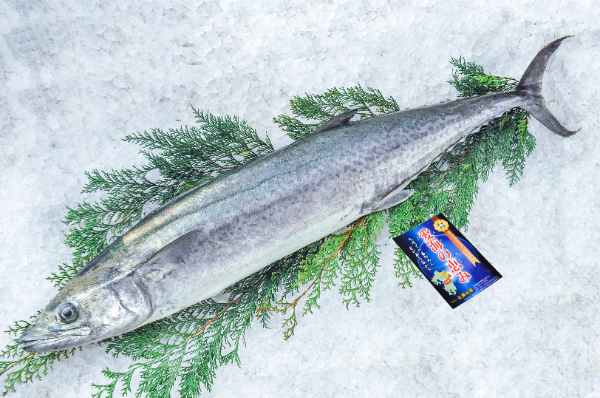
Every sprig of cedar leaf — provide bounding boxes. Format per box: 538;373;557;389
55;108;274;272
1;57;536;398
273;84;400;141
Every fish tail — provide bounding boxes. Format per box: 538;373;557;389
515;35;578;137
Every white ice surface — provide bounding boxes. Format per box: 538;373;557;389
1;1;599;397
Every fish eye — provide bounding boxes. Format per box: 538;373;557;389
58;303;78;323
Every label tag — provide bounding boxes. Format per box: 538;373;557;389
393;213;501;308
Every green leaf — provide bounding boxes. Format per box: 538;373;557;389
274;84;400;140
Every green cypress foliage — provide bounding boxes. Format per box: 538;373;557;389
273;84;400;140
1;57;535;398
448;56;519;97
52;108;274;283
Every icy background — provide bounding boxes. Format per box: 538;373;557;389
1;1;599;397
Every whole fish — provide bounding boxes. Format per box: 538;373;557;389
20;36;576;352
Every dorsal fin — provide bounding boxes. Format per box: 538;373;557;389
313;109;358;133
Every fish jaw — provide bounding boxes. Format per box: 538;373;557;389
19;324;93;352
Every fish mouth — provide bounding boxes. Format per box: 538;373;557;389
19;326;92;352
20;335;75;352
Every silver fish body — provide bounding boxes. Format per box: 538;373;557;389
20;36;576;352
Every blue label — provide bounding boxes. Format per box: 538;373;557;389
393;214;501;308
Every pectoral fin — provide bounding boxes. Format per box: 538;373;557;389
372;187;415;212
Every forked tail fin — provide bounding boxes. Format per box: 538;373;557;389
516;36;578;137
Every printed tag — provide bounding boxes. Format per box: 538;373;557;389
393;214;501;308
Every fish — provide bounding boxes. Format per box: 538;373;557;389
19;36;576;352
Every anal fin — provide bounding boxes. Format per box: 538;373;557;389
372;187;415;212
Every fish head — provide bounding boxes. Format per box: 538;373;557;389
19;273;153;352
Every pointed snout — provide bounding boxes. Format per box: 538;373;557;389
18;313;60;352
17;310;92;352
18;327;44;352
